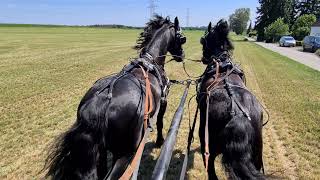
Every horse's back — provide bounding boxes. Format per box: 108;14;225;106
199;82;263;150
76;75;117;128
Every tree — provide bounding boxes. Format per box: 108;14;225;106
264;18;289;42
229;8;250;35
256;0;294;41
292;14;317;40
295;0;320;17
247;21;252;35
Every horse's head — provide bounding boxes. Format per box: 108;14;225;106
134;15;186;64
200;19;233;64
167;17;186;62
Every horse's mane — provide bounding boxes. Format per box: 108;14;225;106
134;15;172;51
212;19;234;51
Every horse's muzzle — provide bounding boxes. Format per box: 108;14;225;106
174;50;185;62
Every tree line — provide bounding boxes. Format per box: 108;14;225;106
256;0;320;42
228;0;319;42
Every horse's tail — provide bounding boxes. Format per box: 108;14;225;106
44;121;100;180
222;114;265;180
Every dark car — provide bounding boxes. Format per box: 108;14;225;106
303;36;320;52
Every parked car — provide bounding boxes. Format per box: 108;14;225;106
279;36;296;47
303;36;320;52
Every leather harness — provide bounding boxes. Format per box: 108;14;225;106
119;65;154;180
199;55;250;171
101;53;169;180
180;52;267;177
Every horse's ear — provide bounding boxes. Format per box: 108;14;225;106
208;22;212;32
174;17;180;30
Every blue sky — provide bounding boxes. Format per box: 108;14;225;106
1;0;259;26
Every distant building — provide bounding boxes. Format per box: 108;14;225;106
311;18;320;36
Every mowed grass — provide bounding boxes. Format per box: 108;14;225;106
233;37;320;179
0;27;319;179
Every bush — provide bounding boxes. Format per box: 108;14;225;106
294;26;311;40
316;49;320;57
264;18;289;43
292;14;316;40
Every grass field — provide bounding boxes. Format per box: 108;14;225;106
0;27;319;179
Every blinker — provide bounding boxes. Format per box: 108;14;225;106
180;36;186;44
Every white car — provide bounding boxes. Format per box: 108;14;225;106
279;36;296;47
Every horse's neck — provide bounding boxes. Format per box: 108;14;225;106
144;29;171;66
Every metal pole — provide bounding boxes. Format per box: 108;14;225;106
151;81;191;180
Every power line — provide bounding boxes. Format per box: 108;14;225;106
148;0;157;18
186;8;190;27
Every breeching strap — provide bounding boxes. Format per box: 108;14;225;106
119;66;153;180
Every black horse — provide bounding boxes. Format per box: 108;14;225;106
45;15;186;180
197;20;265;180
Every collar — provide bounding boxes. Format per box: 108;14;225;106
141;52;154;61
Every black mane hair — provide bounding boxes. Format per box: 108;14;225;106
134;15;172;51
212;19;234;51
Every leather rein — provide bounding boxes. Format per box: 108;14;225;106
111;53;166;180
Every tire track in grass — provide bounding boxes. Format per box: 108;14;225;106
235;42;298;179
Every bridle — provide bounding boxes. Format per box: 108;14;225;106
200;30;221;64
141;24;186;64
167;25;186;59
200;26;232;65
117;23;186;180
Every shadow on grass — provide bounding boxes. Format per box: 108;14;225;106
232;39;249;42
137;141;201;179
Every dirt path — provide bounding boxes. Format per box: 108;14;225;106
254;42;320;71
240;50;299;180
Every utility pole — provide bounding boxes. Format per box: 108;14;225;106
148;0;157;18
186;8;190;27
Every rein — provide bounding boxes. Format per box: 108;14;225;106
119;65;153;180
147;54;203;79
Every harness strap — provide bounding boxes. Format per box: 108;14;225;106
225;82;251;120
204;94;210;171
203;60;220;171
119;66;153;180
204;62;236;170
139;65;154;120
206;61;220;91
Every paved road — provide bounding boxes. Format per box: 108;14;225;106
254;42;320;71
